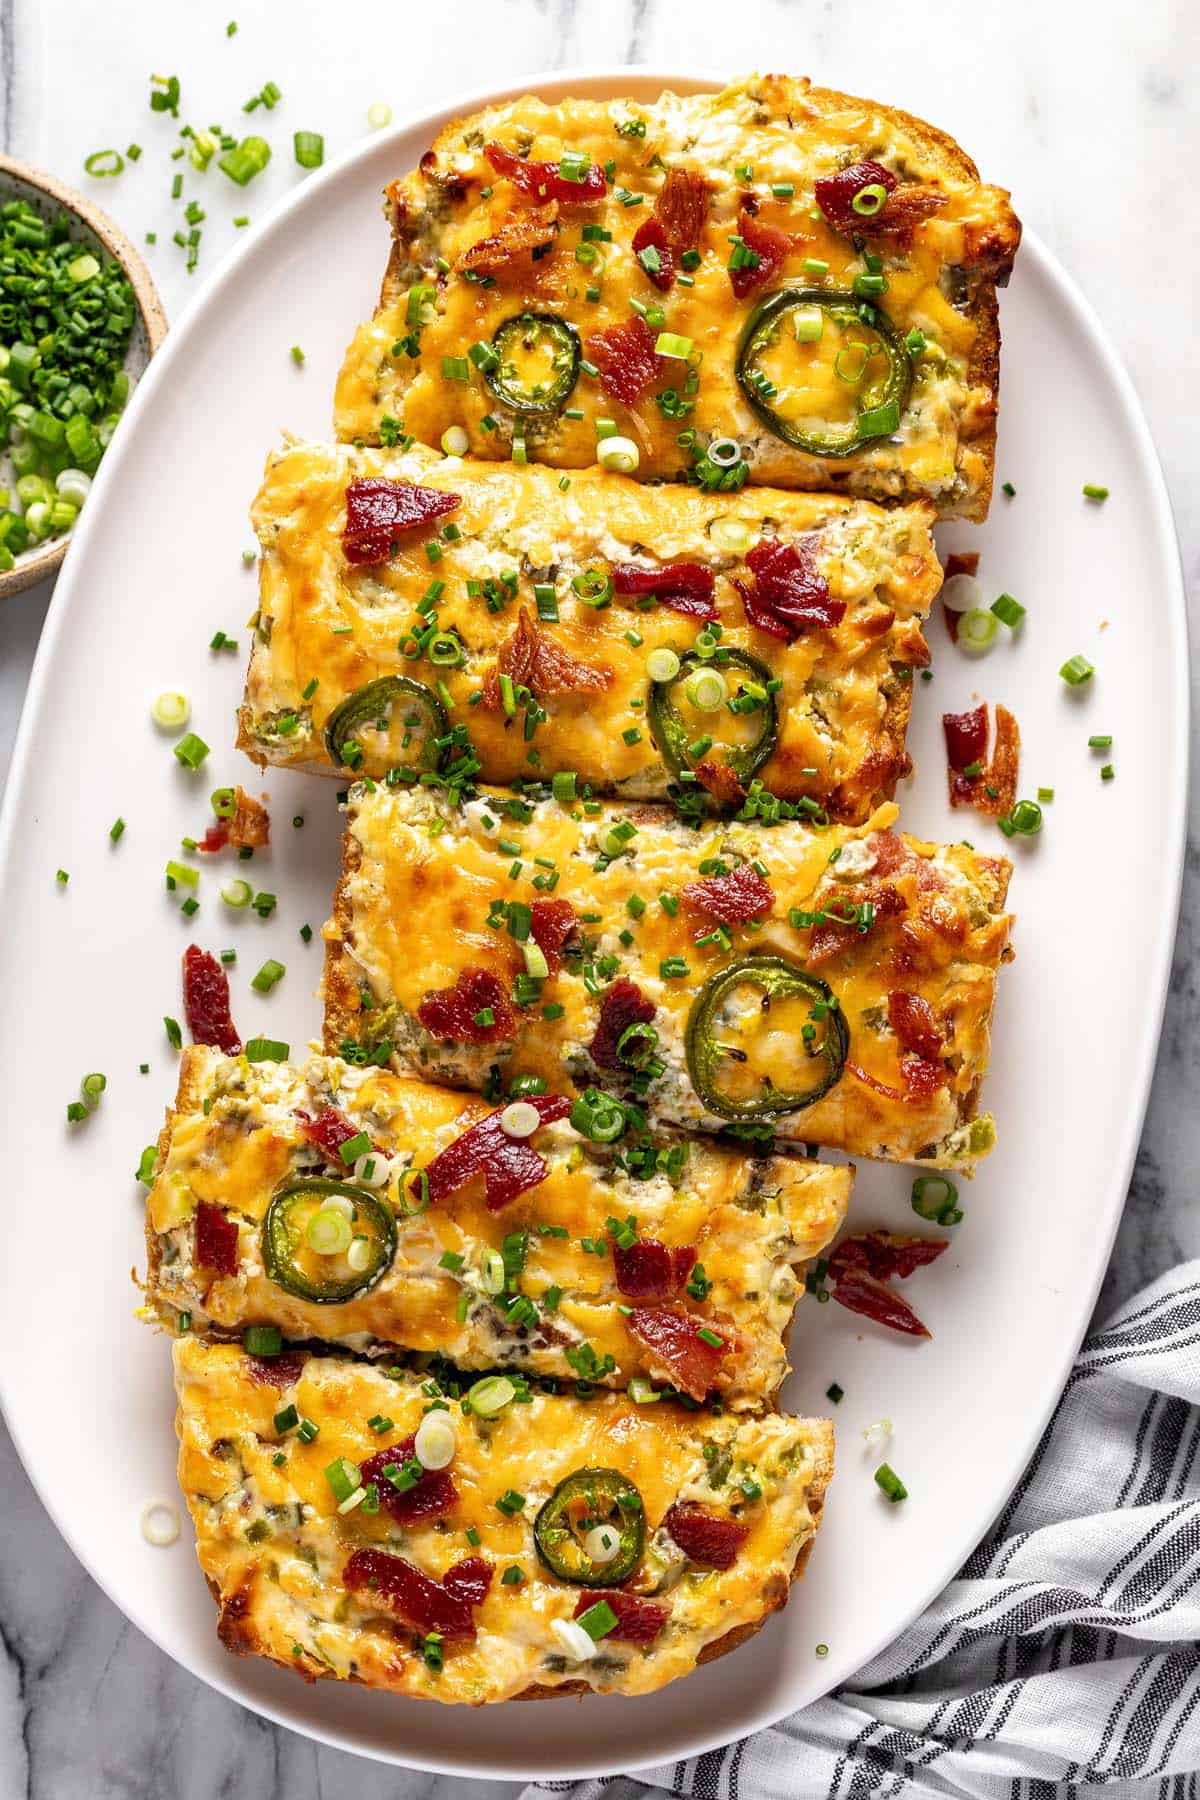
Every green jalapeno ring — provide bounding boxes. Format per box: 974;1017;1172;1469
485;312;581;417
647;648;777;794
736;288;911;458
685;954;849;1121
534;1467;646;1586
262;1177;397;1304
323;675;448;775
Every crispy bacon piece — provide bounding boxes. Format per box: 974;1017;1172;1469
590;978;656;1072
611;561;717;622
529;898;578;974
585;313;664;408
626;1306;729;1401
887;991;944;1062
943;704;988;772
654;167;709;253
814;160;945;244
611;1238;697;1301
485;141;606;205
734;537;843;641
194;1200;238;1276
456;202;558;274
827;1231;948;1338
360;1440;458;1525
631;216;674;291
481;607;611;710
943;552;980;582
664;1501;749;1570
804;884;907;970
695;759;746;809
574;1589;669;1644
343;479;460;565
198;787;271;854
302;1106;368;1166
901;1054;947;1101
945;703;1020;816
442;1558;492;1611
425;1095;572;1210
343;1550;492;1640
183;945;241;1054
245;1350;307;1388
418;968;515;1044
683;864;773;926
728;206;790;298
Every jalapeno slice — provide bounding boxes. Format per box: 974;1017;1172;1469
686;954;849;1120
486;312;581;417
534;1468;645;1586
323;676;447;776
647;648;777;793
736;289;912;458
262;1177;397;1304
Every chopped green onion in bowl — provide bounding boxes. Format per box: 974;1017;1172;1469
0;196;138;568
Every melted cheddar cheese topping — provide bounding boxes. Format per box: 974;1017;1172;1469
175;1339;832;1703
243;439;938;821
327;785;1013;1169
148;1049;850;1406
335;76;1020;517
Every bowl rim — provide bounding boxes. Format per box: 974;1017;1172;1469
0;150;167;601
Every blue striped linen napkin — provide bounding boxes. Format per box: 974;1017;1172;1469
523;1260;1200;1800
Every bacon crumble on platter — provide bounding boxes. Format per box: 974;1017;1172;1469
827;1231;949;1337
943;701;1020;816
197;787;270;854
182;945;241;1054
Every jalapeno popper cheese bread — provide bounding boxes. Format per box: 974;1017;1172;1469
240;440;939;821
174;1338;833;1703
335;75;1019;518
325;784;1013;1170
147;1048;850;1407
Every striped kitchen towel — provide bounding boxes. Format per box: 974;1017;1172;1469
524;1260;1200;1800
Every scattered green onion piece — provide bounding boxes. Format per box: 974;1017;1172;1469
84;149;125;178
990;593;1025;629
874;1463;907;1503
251;958;286;993
151;690;191;731
957;608;998;653
293;131;325;169
1060;655;1095;687
173;732;210;770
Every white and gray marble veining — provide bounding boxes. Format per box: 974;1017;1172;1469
1;1;1197;1794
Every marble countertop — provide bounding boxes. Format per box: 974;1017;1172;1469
1;3;1196;1795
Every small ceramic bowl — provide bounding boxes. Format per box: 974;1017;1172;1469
0;153;167;601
